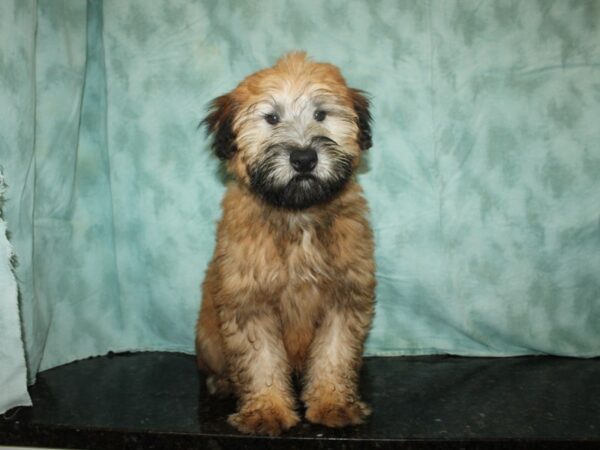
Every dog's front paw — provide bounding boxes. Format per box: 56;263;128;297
228;394;300;436
305;394;371;428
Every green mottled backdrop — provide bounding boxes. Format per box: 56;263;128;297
1;0;599;411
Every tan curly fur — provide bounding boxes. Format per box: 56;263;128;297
196;52;375;436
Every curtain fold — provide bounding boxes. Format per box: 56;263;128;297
0;0;37;413
0;171;31;413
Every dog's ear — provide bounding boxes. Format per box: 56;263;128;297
349;89;373;151
201;94;238;160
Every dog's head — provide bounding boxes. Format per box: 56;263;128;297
202;52;372;210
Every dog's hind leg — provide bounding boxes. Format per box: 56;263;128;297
196;287;231;397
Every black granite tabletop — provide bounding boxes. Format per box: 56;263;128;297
1;352;599;449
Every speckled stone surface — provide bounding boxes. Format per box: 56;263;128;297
1;352;600;449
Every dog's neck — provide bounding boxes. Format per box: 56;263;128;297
225;181;366;238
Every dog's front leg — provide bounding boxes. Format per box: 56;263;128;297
302;304;373;427
220;305;299;436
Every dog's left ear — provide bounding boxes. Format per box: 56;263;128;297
349;88;373;151
201;94;239;160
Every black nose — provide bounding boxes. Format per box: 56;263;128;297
290;148;318;173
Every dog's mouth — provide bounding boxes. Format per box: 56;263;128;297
280;175;330;209
249;171;350;210
293;174;317;182
248;144;354;210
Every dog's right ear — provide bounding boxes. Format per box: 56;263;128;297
201;94;238;160
349;88;373;151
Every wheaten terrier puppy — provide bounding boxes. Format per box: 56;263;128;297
196;52;375;436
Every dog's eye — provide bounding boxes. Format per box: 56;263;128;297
264;113;280;125
313;110;327;122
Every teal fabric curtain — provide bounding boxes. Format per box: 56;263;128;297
0;171;31;413
1;0;599;413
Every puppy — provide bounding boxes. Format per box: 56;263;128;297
196;52;375;436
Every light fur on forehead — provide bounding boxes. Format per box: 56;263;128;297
273;52;347;85
233;52;351;103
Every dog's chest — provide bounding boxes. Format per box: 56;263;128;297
285;228;331;284
225;226;329;292
278;226;329;349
